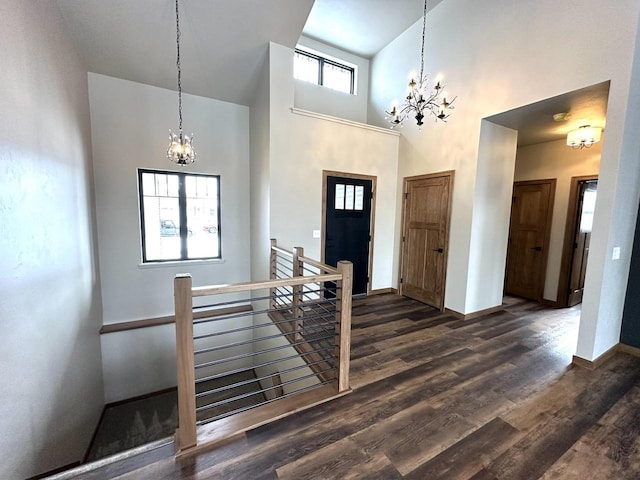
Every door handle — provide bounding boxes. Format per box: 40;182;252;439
433;248;444;253
531;246;542;251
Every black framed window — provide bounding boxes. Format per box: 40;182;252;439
138;169;221;262
294;48;355;94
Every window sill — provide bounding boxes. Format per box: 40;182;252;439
138;258;226;269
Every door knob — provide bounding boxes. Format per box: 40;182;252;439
433;248;444;253
531;246;542;251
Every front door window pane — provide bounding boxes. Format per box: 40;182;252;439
354;185;364;210
345;185;355;210
335;184;345;210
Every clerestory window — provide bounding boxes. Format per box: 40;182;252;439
294;48;355;95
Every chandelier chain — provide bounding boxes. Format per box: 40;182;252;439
175;0;182;132
167;0;196;165
419;0;427;81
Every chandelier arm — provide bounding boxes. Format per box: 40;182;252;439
397;104;414;116
445;95;458;108
405;98;415;110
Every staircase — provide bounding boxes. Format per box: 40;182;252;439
85;370;266;462
196;370;268;423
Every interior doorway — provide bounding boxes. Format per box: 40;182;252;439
399;171;454;311
322;171;376;296
504;179;556;301
557;176;598;307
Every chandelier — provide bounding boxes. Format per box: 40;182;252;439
385;0;455;128
167;0;196;165
566;125;602;150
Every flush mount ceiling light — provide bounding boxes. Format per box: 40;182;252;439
167;0;196;165
567;125;602;150
385;0;456;129
553;112;571;122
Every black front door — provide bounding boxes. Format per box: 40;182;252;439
325;176;373;295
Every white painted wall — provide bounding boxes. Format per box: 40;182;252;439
582;19;640;360
369;0;640;360
270;42;400;291
514;138;603;302
294;36;370;123
466;121;518;314
101;325;175;403
250;57;272;283
0;2;104;478
89;74;252;401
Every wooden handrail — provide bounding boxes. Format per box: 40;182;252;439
271;239;337;273
192;274;342;297
271;245;295;257
99;305;252;334
174;274;197;452
298;255;339;274
336;260;353;392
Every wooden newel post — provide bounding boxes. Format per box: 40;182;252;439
336;260;353;393
174;274;197;452
269;239;277;310
293;246;304;341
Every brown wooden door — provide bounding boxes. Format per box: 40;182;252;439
505;180;556;301
567;180;597;306
400;172;454;310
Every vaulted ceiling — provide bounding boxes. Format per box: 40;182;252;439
53;0;315;106
303;0;442;58
53;0;608;144
53;0;433;106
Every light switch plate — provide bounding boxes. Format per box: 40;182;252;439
313;230;321;239
612;246;621;260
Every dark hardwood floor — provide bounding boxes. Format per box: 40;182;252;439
65;294;640;479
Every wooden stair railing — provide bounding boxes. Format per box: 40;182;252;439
268;242;352;385
174;273;197;451
336;259;353;392
173;239;352;454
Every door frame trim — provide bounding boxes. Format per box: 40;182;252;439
398;170;455;311
506;178;556;302
556;174;598;307
321;170;377;295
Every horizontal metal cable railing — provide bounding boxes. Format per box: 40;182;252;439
173;239;352;453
